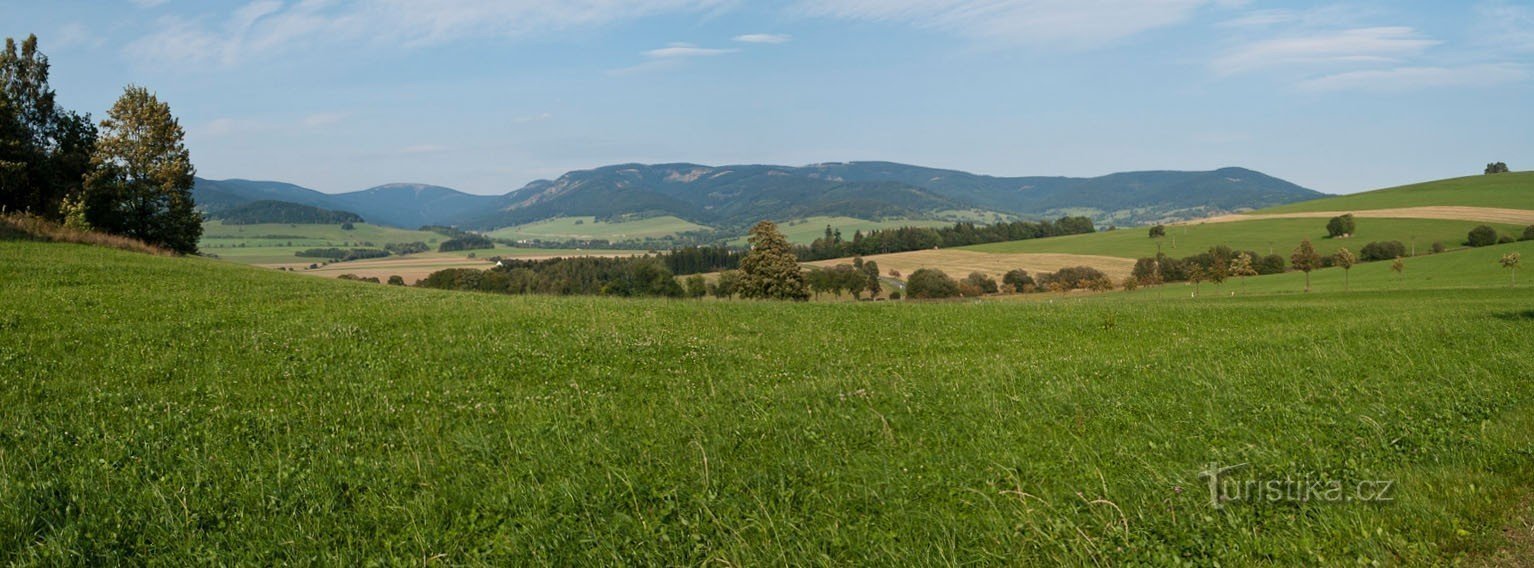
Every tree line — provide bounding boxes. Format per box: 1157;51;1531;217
1;35;200;253
799;216;1096;261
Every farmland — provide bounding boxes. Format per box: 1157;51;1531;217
1259;172;1534;214
3;238;1533;564
487;215;710;242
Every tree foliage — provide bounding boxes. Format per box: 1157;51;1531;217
738;221;809;301
1466;225;1499;247
905;268;959;299
81;86;200;253
1291;239;1320;292
0;35;97;219
1485;162;1510;174
1325;214;1355;238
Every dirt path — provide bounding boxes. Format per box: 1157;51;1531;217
1193;206;1534;226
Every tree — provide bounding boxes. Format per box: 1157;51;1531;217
82;86;200;253
905;268;959;299
387;275;405;286
0;35;97;219
1522;225;1534;242
1390;256;1406;286
1003;269;1034;293
861;259;882;298
341;222;355;230
1325;214;1355;238
1188;265;1206;297
1466;225;1499;247
713;270;741;299
1333;247;1356;291
1230;252;1256;291
1291;239;1321;293
1149;225;1166;239
1501;252;1521;288
737;220;809;301
1485;162;1510;174
684;274;707;298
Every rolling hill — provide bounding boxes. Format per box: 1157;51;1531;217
194;162;1323;233
4;236;1533;563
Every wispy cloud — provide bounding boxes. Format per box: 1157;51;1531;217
1475;1;1534;52
124;0;727;68
794;0;1214;49
733;33;791;44
644;43;737;58
1213;27;1439;74
1297;63;1530;92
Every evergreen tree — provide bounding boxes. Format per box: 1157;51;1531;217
82;86;200;253
738;220;809;301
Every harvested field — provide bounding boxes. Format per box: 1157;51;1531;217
1198;206;1534;226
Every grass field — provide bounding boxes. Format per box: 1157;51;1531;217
807;249;1138;282
487;216;710;242
732;216;955;246
964;217;1524;260
1259;172;1534;214
3;238;1533;564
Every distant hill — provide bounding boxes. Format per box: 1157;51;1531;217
1255;171;1534;214
195;162;1324;231
209;200;364;225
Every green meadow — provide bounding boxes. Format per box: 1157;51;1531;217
3;238;1532;564
1259;172;1534;213
742;216;954;245
964;217;1518;259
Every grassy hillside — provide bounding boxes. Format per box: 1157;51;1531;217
740;216;953;245
1259;172;1534;214
3;239;1533;564
487;215;709;242
201;221;443;249
965;217;1520;259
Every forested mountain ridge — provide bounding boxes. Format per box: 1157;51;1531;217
194;162;1324;230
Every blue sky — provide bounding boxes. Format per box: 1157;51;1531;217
3;1;1531;195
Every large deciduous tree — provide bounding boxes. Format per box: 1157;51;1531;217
83;86;201;254
738;220;809;301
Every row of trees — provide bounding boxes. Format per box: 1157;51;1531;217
1;35;200;253
800;216;1096;261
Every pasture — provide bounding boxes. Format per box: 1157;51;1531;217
1259;172;1534;214
3;239;1532;564
487;215;709;242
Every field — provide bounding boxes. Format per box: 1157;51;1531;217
1260;172;1534;214
487;216;709;242
964;217;1524;259
200;220;646;281
4;238;1533;564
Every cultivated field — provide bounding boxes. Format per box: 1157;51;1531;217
1202;206;1534;226
3;239;1532;564
755;216;953;245
487;215;709;242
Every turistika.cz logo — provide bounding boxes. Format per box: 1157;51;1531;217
1197;463;1395;509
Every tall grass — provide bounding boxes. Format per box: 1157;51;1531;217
0;213;173;256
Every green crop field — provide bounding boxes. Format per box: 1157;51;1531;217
200;221;444;248
487;216;710;242
3;238;1533;564
963;217;1520;259
1259;172;1534;214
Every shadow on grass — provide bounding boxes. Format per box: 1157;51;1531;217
1492;309;1534;321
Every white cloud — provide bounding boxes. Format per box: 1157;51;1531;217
794;0;1212;49
1213;27;1439;74
643;42;737;58
124;0;727;67
733;33;791;44
1297;63;1530;92
53;23;105;50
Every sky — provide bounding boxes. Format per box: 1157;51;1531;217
2;1;1531;196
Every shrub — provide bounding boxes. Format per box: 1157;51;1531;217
1359;240;1406;261
1002;269;1034;293
340;222;355;231
387;275;405;286
1523;226;1534;242
1431;241;1446;254
1326;214;1355;238
888;290;901;300
1037;266;1107;290
905;268;959;299
1466;225;1499;247
1499;234;1516;244
963;272;999;295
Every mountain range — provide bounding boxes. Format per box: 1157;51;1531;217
194;162;1325;231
